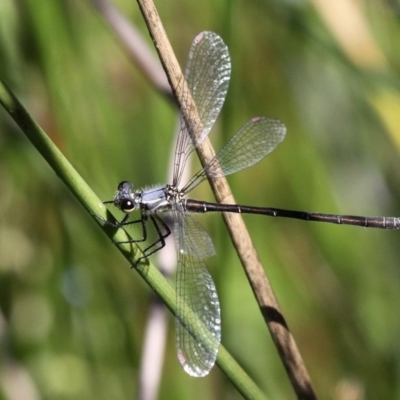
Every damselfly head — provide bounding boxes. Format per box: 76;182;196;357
114;181;136;213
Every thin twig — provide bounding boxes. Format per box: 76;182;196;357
138;294;167;400
90;0;174;102
135;0;318;398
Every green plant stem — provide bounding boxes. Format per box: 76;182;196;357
0;76;269;399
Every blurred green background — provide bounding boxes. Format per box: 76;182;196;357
1;0;400;399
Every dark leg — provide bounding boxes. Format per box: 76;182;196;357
113;213;149;244
140;214;171;258
93;203;144;229
94;207;150;244
110;213;171;265
96;207;172;265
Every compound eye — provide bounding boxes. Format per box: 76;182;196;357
120;198;135;213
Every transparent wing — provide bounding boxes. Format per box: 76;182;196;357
182;116;287;194
174;211;221;377
173;31;231;188
174;213;216;259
